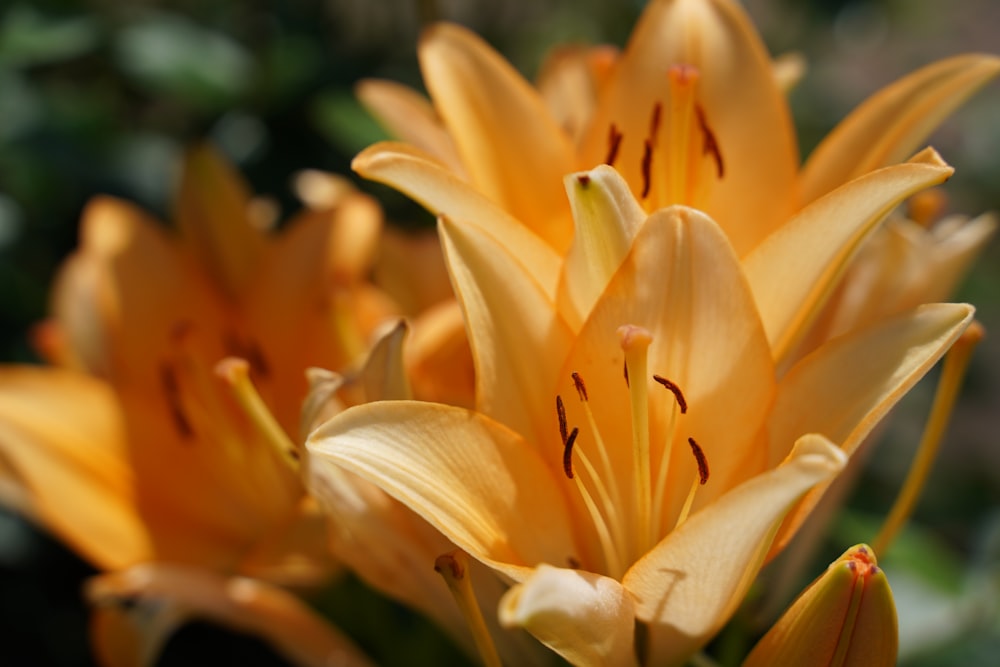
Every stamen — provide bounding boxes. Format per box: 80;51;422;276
556;395;569;445
159;363;194;439
164;323;253;460
564;373;627;576
605;124;623;167
216;357;300;471
223;330;271;379
641;140;653;199
695;104;724;179
675;438;710;529
623;359;629;387
576;174;591;187
571;371;589;402
648;102;663;145
873;321;984;554
618;324;654;556
563;427;579;479
435;551;503;667
653;374;688;414
688;437;710;485
650;374;687;535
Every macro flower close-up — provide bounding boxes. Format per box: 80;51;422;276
0;1;998;666
308;159;974;664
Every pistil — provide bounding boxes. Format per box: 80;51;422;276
665;65;699;206
618;324;654;556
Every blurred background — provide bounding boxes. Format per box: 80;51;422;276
0;0;997;665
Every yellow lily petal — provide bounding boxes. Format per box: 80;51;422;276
558;165;647;331
581;0;798;254
174;143;266;299
0;366;151;569
440;215;572;445
359;319;412;402
306;401;577;582
801;53;1000;204
768;303;974;466
308;460;467;646
743;544;897;667
767;303;973;553
87;564;374;667
499;565;637;667
419;22;576;251
743;148;954;365
356;77;465;176
353;141;561;298
623;435;846;666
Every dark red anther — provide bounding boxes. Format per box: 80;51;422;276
224;330;272;379
556;395;569;445
688;437;709;485
571;372;589;402
577;174;591;187
695;104;724;179
641;140;653;199
652;375;687;414
605;124;623;167
563;427;579;479
648;102;662;145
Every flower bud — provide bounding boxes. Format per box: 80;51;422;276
743;544;897;667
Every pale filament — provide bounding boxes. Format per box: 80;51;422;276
674;475;701;531
675;438;710;530
562;326;705;576
561;393;628;578
567;440;626;579
651;394;682;537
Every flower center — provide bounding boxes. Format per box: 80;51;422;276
158;321;299;476
556;324;709;579
607;64;724;213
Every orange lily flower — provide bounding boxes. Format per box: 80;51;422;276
0;145;394;664
354;0;998;361
308;164;974;664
